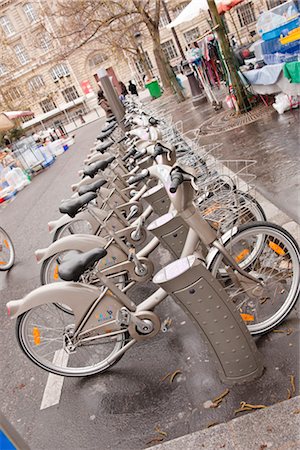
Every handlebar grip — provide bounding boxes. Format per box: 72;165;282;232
133;150;146;161
169;172;184;193
128;169;149;185
122;148;136;162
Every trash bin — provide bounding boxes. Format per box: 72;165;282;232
145;80;162;98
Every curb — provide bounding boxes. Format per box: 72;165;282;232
150;396;300;449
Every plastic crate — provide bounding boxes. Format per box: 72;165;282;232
262;17;300;41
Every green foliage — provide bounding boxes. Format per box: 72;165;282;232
0;126;25;146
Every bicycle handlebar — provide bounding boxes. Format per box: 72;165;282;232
169;171;184;193
128;169;149;185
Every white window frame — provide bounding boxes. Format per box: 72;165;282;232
161;39;178;61
15;43;30;65
40;98;56;113
88;53;107;68
0;63;7;76
23;3;38;23
159;12;169;28
5;87;23;102
0;15;15;37
40;33;52;52
28;75;44;92
61;86;80;103
183;27;200;44
236;2;256;27
50;63;70;81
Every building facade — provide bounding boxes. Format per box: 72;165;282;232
0;0;287;132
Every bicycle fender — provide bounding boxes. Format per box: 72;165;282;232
48;214;72;235
35;234;108;263
7;282;100;324
206;226;239;269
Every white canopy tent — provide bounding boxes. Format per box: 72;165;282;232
167;0;210;28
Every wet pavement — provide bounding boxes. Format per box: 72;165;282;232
152;95;300;223
0;112;299;450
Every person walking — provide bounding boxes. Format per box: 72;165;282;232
97;90;114;118
128;80;138;96
119;81;128;97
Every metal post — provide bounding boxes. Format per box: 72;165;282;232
97;68;125;126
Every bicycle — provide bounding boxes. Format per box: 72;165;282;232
0;226;15;271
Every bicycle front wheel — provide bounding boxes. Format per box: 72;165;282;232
209;222;300;335
0;227;15;271
17;303;128;376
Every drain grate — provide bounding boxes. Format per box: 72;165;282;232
199;104;274;136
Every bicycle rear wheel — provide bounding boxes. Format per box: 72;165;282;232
0;227;15;271
17;303;128;377
209;222;300;335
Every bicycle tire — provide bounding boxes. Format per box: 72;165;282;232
0;227;15;271
16;304;129;377
208;221;300;335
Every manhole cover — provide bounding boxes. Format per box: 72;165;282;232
199;104;274;136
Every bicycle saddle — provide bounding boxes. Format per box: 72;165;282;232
97;124;118;141
106;115;116;123
101;121;117;133
78;179;107;196
59;192;97;218
83;158;114;178
58;248;107;282
96;140;113;153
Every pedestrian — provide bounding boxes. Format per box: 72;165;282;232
119;81;128;97
97;89;114;118
128;80;138;96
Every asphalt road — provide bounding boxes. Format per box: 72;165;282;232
0;118;299;450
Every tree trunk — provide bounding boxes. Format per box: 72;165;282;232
136;47;152;80
150;28;185;102
208;0;251;113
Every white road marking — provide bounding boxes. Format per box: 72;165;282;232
40;349;69;410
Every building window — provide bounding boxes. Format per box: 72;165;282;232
14;43;30;65
236;2;256;27
50;63;70;81
135;51;153;74
266;0;287;9
28;75;45;92
23;3;38;23
5;87;23;102
0;64;7;76
0;15;15;37
40;98;56;113
159;12;169;28
61;86;79;103
173;2;189;18
161;40;178;61
183;27;200;43
88;53;107;68
40;33;52;52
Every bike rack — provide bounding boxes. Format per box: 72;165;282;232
153;254;263;385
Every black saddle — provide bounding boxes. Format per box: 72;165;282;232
58;248;107;282
96;140;114;153
78;179;107;196
106;116;116;123
102;121;117;133
59;192;97;218
83;157;115;179
97;124;118;141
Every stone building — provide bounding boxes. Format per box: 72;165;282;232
0;0;287;132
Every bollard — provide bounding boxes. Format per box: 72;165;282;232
153;255;264;385
97;68;125;127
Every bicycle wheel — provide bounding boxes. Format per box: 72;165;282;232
0;227;15;271
17;303;128;377
209;222;300;335
40;250;127;314
53;219;94;241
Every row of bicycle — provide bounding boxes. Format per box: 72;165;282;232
7;95;300;380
